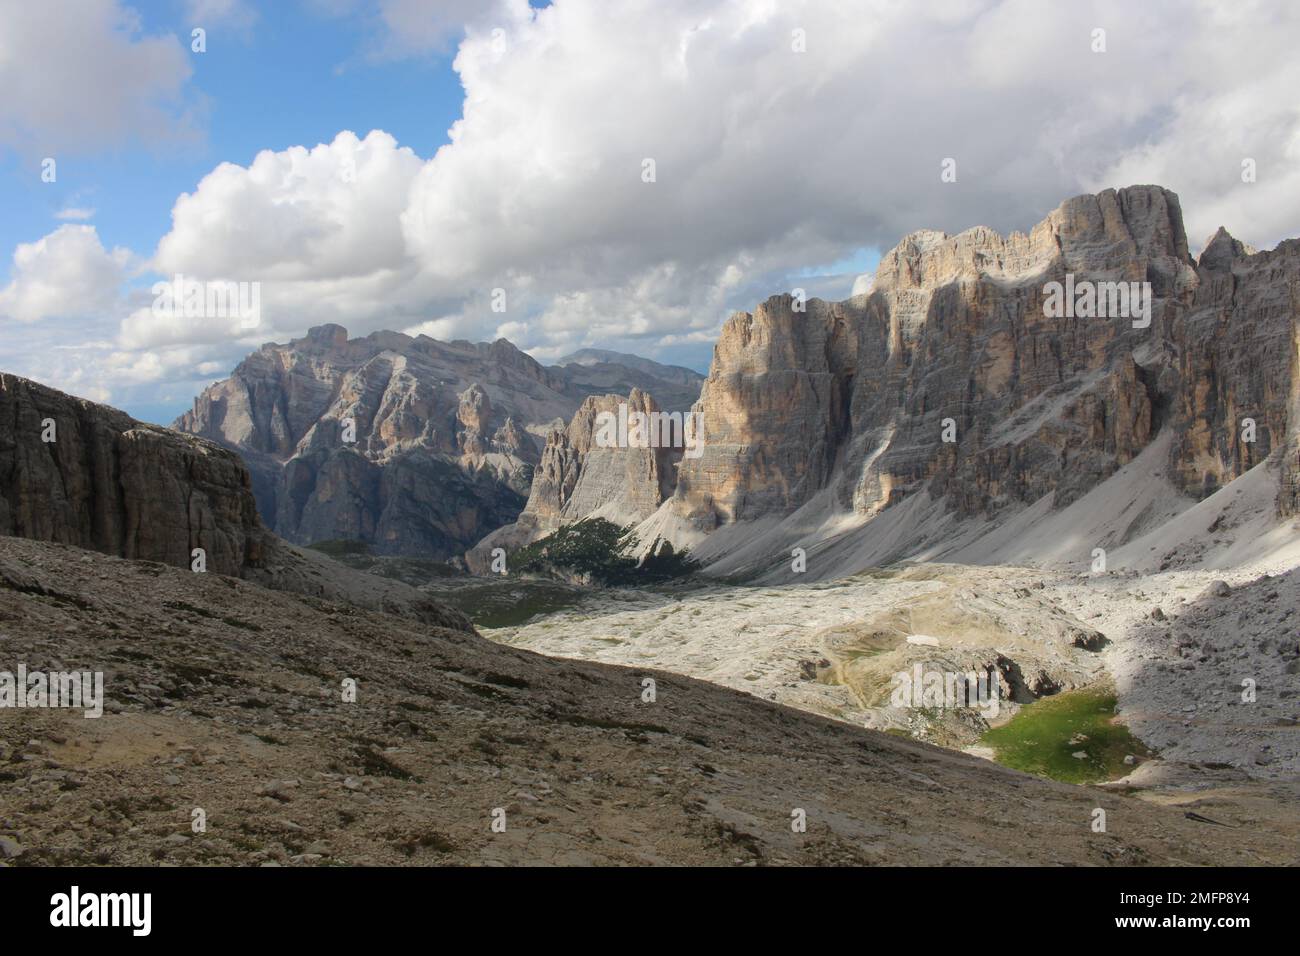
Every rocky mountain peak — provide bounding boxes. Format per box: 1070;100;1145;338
1197;226;1257;271
175;326;703;559
302;323;350;349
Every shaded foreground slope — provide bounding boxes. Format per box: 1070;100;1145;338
1;536;1293;866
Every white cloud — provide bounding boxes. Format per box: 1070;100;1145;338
0;0;195;156
155;130;423;282
850;275;875;298
10;0;1300;409
0;226;131;324
123;129;431;349
1082;2;1300;249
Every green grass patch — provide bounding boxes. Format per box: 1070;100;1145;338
981;688;1152;784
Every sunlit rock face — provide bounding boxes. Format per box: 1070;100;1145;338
666;186;1298;536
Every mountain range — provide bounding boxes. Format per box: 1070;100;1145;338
1;371;1292;864
482;185;1300;581
174;326;703;560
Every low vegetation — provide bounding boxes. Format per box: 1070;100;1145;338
508;518;699;586
307;538;374;559
308;539;463;586
981;688;1152;784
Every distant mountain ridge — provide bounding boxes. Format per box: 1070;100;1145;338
559;348;705;389
175;325;703;559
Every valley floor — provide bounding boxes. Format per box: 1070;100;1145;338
478;447;1300;835
483;561;1299;831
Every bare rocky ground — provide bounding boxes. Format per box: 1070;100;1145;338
489;565;1112;744
489;573;944;724
488;561;1300;840
1054;565;1300;781
2;535;1295;866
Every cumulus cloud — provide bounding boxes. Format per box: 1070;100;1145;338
155;130;423;282
11;0;1300;406
0;0;195;156
120;129;431;350
0;226;131;324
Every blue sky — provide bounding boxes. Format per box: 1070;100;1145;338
0;1;465;278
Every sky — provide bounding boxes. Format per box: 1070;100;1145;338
1;0;1298;424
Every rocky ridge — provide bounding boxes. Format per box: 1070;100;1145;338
177;326;702;560
518;187;1298;577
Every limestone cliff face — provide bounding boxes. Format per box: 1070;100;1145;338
1170;230;1300;509
666;296;858;528
466;389;680;571
178;326;702;560
842;186;1188;520
0;372;262;576
657;186;1297;545
0;372;474;632
526;389;678;525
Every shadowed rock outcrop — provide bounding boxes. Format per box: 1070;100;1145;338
466;389;680;571
0;372;263;576
1171;228;1300;509
0;373;473;633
